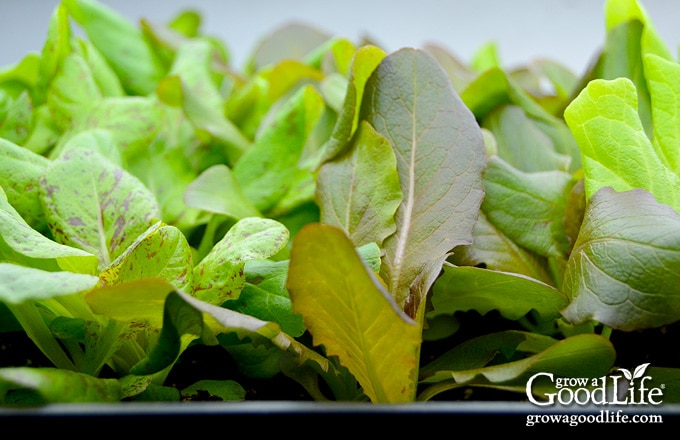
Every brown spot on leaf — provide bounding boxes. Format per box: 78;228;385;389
68;217;85;227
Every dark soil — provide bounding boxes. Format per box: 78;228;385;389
610;321;680;369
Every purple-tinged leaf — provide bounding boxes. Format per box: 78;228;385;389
0;138;50;231
0;187;98;274
361;48;486;314
193;217;289;305
100;222;194;293
40;148;161;271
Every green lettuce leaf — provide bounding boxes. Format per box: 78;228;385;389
588;0;674;137
0;263;99;305
448;212;554;285
0;367;122;404
233;85;325;214
316;120;401;248
0;263;101;370
55;128;123;165
225;259;306;337
605;0;672;61
47;52;102;131
429;265;568;323
64;0;166;96
70;96;165;159
418;332;615;401
562;187;680;330
34;4;72;107
482;156;573;258
183;164;261;220
461;67;581;172
160;39;250;165
482;105;571;172
0;90;32;145
313;44;386;166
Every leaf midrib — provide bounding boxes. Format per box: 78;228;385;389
87;157;110;268
389;72;418;297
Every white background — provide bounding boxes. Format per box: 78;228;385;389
1;0;679;76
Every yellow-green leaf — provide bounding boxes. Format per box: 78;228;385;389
564;77;680;212
100;222;194;293
86;278;173;328
644;53;680;173
286;223;421;403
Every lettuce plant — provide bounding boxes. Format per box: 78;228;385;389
0;0;678;406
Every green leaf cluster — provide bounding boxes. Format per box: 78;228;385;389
0;0;679;406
